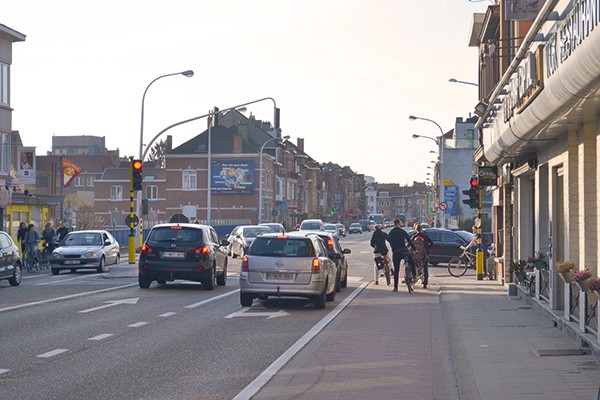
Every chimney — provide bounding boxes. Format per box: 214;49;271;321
297;138;305;153
166;135;173;153
233;134;243;154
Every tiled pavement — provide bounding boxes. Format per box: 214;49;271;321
249;269;600;400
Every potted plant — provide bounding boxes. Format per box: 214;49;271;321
510;259;527;284
556;261;576;283
589;277;600;298
527;252;548;270
572;269;593;291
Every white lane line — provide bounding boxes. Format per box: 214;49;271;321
0;369;9;375
0;283;138;313
37;349;69;358
185;289;239;309
128;322;148;328
35;274;107;285
232;282;369;400
159;312;177;317
88;333;114;341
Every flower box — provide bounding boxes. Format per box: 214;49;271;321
558;271;574;284
574;277;593;292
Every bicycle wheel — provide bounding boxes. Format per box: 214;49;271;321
384;265;391;286
448;256;468;277
24;254;32;273
404;263;413;293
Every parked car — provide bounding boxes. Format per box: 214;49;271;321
299;219;325;232
348;223;363;234
239;232;338;309
138;223;229;289
313;232;351;292
335;223;346;237
413;228;474;265
50;230;120;275
0;231;21;286
259;222;286;234
228;225;273;258
323;223;340;239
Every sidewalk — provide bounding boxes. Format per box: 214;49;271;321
249;269;600;400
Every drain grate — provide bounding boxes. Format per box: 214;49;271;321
533;349;587;357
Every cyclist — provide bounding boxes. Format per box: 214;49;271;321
388;219;416;293
17;221;28;255
370;225;390;285
411;223;434;289
23;223;40;267
41;222;58;262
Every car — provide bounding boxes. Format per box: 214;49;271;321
259;222;286;234
312;232;351;292
228;225;274;258
414;228;474;265
348;223;363;234
299;219;325;232
50;230;121;275
0;231;22;286
138;223;229;289
358;219;371;232
384;220;394;228
323;223;340;239
239;232;338;309
335;223;346;237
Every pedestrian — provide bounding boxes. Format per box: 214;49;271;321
412;223;434;289
56;220;69;242
388;218;416;292
17;221;28;254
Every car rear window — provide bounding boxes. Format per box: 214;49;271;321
300;222;321;230
148;227;203;243
249;237;315;257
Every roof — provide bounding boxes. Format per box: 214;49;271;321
170;125;257;155
0;23;26;42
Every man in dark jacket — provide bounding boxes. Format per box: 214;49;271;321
370;225;389;255
388;219;416;292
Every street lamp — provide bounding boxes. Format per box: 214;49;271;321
448;78;478;87
259;135;290;224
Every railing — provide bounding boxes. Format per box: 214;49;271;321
584;291;598;335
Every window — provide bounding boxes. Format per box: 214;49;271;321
86;176;95;187
111;186;123;200
0;132;9;175
182;170;197;190
416;199;425;205
74;176;83;187
0;63;8;106
146;185;158;200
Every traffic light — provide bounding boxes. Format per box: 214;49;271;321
462;176;480;209
132;159;143;191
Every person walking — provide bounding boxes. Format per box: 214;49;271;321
388;219;416;292
412;223;434;289
56;220;69;242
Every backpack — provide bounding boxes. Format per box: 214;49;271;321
412;234;427;264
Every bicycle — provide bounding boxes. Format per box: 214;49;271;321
374;253;391;286
401;256;414;294
447;246;475;277
39;240;56;270
23;244;40;273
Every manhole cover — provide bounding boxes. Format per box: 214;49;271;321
533;349;587;357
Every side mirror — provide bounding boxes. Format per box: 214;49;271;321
221;239;230;247
343;248;351;254
330;253;342;260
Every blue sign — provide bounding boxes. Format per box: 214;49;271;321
444;185;458;217
211;161;255;194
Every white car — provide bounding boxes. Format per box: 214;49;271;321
50;230;120;274
323;223;340;239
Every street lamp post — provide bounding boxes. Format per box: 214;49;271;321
448;78;478;87
259;135;290;224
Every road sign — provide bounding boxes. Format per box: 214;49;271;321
439;202;448;211
125;214;139;227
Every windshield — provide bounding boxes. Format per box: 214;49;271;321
148;227;203;243
249;237;315;257
63;232;103;246
243;227;272;238
454;230;474;243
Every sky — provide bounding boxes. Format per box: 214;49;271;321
2;0;490;185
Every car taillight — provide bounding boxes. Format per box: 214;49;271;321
141;244;152;254
326;238;333;248
194;246;210;255
312;258;321;273
241;256;249;271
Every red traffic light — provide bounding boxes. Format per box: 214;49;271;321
132;160;143;171
470;177;479;188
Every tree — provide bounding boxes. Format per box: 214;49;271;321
147;139;166;168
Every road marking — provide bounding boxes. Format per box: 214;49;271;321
128;322;148;328
159;312;177;317
78;298;139;313
233;282;369;400
0;283;138;313
225;308;290;319
185;289;239;309
37;349;69;358
35;274;106;285
0;369;9;375
88;333;114;341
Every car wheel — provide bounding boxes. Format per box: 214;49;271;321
326;283;336;302
341;266;348;289
240;292;253;307
115;253;121;265
217;263;227;286
96;256;106;273
335;269;341;293
313;285;326;309
51;268;60;275
139;274;152;289
8;263;21;286
203;265;215;290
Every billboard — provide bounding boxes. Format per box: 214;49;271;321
17;146;36;184
211;161;255;194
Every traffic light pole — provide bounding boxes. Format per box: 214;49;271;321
476;186;484;281
128;157;136;264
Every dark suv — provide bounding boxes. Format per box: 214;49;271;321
138;223;229;289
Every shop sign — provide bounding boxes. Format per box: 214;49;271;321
503;49;544;122
478;166;498;187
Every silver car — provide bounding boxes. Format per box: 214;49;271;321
239;232;338;309
50;230;120;274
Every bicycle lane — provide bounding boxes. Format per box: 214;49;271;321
248;282;457;400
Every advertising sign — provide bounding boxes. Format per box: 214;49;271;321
478;166;498;187
211;161;255;194
443;185;458;217
17;146;36;184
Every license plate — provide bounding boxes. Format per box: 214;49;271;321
266;273;294;281
162;251;185;259
64;260;80;265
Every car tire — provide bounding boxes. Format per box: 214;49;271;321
203;266;215;290
341;267;348;289
335;270;341;293
115;253;121;265
240;292;253;307
313;285;326;309
139;274;152;289
51;268;60;275
8;263;21;286
326;284;336;302
217;263;227;286
96;256;106;273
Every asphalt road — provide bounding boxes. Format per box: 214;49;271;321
0;231;375;400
